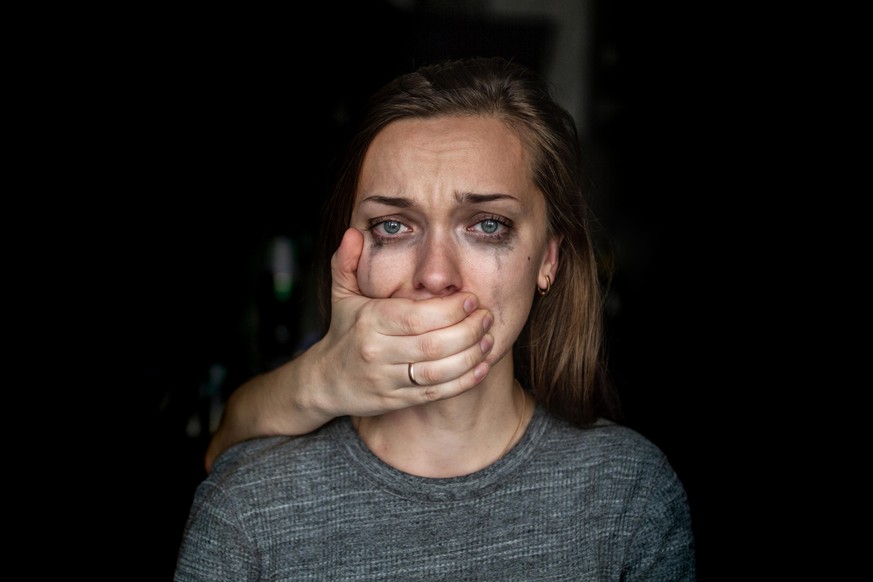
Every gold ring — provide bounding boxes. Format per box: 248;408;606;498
408;362;421;386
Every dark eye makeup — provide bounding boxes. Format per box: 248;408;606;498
365;213;515;245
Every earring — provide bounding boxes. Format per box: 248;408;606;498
537;275;551;296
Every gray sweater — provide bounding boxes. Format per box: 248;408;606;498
175;406;695;581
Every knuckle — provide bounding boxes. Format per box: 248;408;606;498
418;336;442;360
464;348;481;369
398;310;423;334
416;364;437;385
359;343;380;363
465;321;482;345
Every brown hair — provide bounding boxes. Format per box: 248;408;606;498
317;56;619;426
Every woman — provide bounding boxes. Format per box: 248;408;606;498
176;56;695;580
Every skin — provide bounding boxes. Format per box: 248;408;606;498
204;232;494;473
350;115;559;478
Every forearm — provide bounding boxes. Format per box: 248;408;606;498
203;285;491;473
205;345;333;472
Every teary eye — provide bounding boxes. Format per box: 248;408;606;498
382;220;402;234
466;214;514;243
481;219;500;234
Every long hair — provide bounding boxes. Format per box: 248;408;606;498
317;56;619;426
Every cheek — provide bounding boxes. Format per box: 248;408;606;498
356;244;410;298
482;262;538;359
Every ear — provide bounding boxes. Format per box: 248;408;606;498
538;235;561;288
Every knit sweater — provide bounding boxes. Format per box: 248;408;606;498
175;405;695;581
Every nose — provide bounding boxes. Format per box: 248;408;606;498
413;232;462;297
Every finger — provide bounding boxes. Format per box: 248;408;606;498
371;293;482;337
407;360;491;404
330;227;365;300
401;331;493;387
414;308;493;363
331;229;474;325
359;308;491;367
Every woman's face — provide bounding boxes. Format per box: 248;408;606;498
350;115;559;369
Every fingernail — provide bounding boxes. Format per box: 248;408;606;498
480;334;493;354
473;362;489;381
483;314;493;332
464;296;478;314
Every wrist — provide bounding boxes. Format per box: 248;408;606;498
277;341;335;430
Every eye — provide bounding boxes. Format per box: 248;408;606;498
381;220;403;235
481;219;500;234
468;214;513;240
366;216;412;243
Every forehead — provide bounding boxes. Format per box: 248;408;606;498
356;115;535;200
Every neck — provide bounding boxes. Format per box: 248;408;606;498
353;367;532;477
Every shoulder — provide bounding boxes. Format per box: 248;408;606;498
199;420;343;505
210;435;299;478
543;414;670;469
539;413;695;573
213;420;341;475
536;413;688;502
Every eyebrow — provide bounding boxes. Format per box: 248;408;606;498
359;195;414;208
359;192;519;208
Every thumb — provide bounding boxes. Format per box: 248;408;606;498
330;227;365;300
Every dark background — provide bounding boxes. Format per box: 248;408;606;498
112;1;770;578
